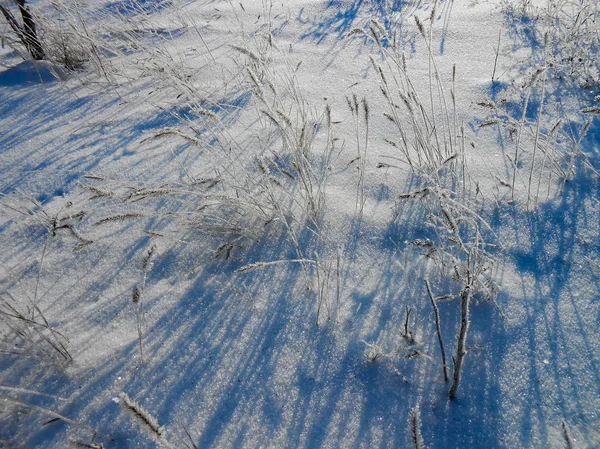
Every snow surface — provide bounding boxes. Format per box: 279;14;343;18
0;0;599;448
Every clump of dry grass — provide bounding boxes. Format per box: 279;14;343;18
503;0;600;88
0;195;91;365
0;290;72;363
1;394;110;443
352;15;500;399
475;69;598;209
473;0;600;208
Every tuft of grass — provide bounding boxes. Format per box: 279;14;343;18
363;339;387;363
503;0;600;89
359;16;501;398
2;395;110;441
0;198;78;364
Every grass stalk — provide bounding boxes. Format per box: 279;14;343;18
527;63;547;210
448;286;472;400
562;420;575;449
132;286;144;364
425;280;448;382
409;406;425;449
2;394;111;440
491;28;501;83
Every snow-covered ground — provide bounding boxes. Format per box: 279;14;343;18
1;0;599;448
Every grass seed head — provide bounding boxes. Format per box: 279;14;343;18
119;393;163;439
414;16;426;38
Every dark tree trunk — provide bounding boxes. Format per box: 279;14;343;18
0;0;44;60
